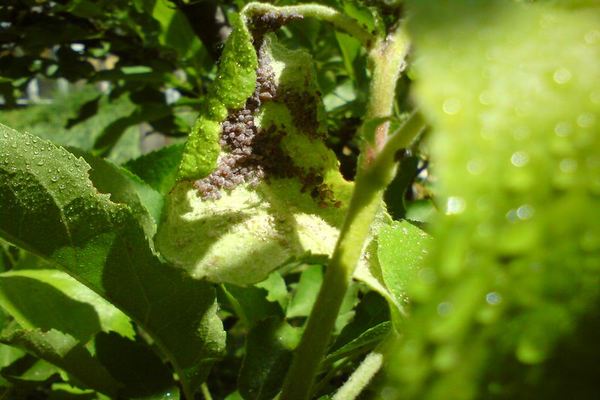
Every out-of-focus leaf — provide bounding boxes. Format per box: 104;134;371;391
123;143;184;195
238;318;301;400
0;125;225;398
286;266;323;319
390;1;600;398
150;0;209;66
221;285;282;328
255;271;289;311
2;359;60;384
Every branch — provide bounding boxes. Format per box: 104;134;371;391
241;2;375;47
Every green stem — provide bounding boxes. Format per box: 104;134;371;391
332;352;384;400
279;24;419;400
201;383;213;400
241;2;374;47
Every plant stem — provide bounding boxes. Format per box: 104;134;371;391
241;2;374;47
201;383;213;400
332;352;384;400
279;24;419;400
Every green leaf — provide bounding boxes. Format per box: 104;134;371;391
377;221;432;305
324;322;390;365
150;0;209;65
221;284;282;328
255;271;289;311
0;124;225;398
2;359;60;384
330;292;389;354
0;269;176;396
238;318;301;400
123;143;184;195
0;328;121;396
286;266;323;319
70;149;164;236
0;269;134;342
159;36;353;285
0;343;25;370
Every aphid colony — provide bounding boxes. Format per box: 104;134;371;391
194;43;276;200
195;12;340;207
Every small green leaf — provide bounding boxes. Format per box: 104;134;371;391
255;271;289;310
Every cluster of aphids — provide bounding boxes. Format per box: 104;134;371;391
195;11;340;208
195;43;276;200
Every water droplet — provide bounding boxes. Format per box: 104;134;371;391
516;204;534;220
442;98;462;115
554;121;572;137
553;67;572;84
37;160;44;166
584;29;600;45
51;176;59;183
511;151;529;167
576;113;595;128
446;196;466;215
437;302;453;316
486;292;502;305
59;184;65;190
32;138;38;143
559;158;577;173
33;151;39;156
